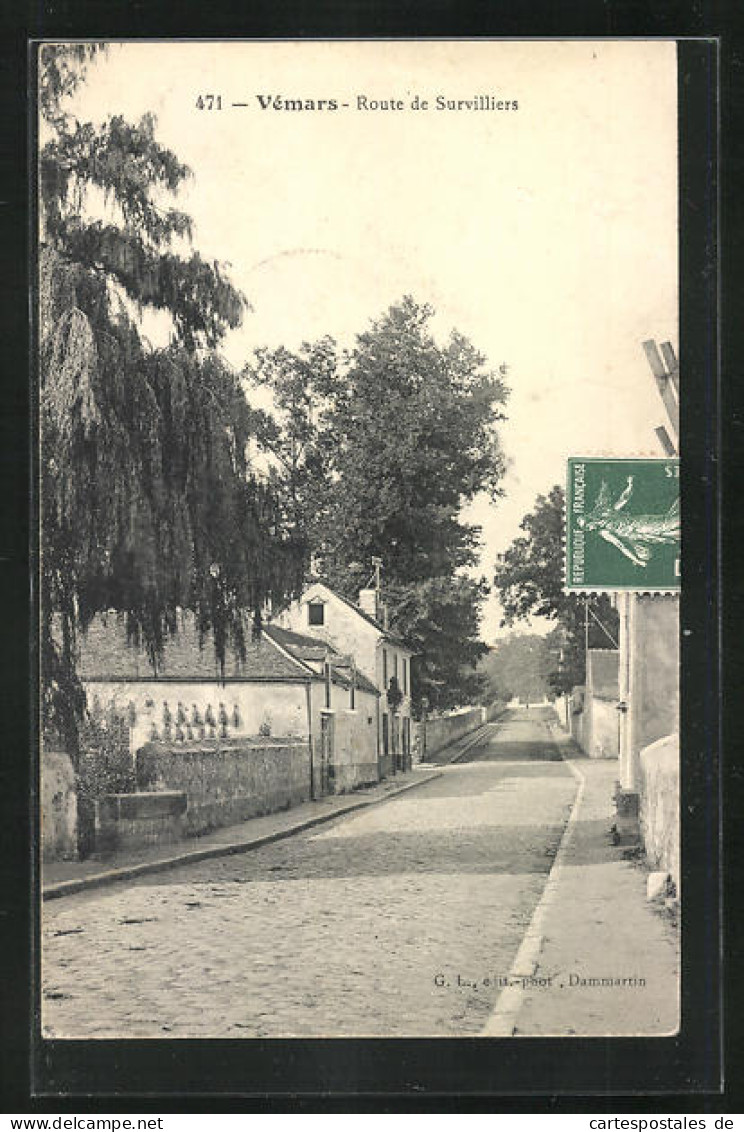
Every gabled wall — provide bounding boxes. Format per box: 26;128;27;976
276;583;380;684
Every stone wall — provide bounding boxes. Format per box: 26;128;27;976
577;650;620;759
639;733;680;893
95;791;187;854
41;748;78;861
136;737;311;836
620;594;680;790
569;686;586;748
632;597;679;754
570;652;620;760
574;692;620;759
414;706;487;760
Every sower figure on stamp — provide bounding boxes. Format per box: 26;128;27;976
576;475;680;569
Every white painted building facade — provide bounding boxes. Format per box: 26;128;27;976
272;580;415;775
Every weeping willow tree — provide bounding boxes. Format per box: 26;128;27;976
40;45;306;757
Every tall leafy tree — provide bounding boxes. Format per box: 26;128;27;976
493;485;618;695
40;46;305;755
318;298;506;586
252;297;508;711
245;338;338;542
386;577;490;712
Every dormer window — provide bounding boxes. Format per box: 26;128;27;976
308;600;325;627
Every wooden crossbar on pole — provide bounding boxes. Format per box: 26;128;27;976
655;425;677;456
643;339;679;446
660;341;679;398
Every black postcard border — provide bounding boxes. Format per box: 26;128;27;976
1;11;727;1110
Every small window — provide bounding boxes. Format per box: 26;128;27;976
308;601;325;626
382;648;388;685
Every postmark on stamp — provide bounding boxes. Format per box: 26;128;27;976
565;457;680;592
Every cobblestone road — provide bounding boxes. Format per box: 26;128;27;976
42;711;577;1038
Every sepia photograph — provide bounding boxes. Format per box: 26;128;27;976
38;39;683;1044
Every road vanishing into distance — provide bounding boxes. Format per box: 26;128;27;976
42;708;578;1038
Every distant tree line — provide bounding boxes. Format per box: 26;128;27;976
492;485;619;697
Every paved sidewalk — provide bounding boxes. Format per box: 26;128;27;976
485;727;680;1037
42;765;441;900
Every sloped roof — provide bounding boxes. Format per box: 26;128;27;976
264;624;331;663
327;661;380;698
265;624;380;697
78;612;313;682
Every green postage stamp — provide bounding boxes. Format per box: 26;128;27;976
565;457;680;592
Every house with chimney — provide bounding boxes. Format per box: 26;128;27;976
76;609;381;799
272;579;415;777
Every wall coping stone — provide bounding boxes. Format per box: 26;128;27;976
99;791;188;821
640;732;679;762
139;737;307;754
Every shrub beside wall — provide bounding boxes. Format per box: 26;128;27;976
76;711;135;857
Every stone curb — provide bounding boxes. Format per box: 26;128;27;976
422;710;508;767
42;769;443;901
445;719;500;764
481;723;586;1037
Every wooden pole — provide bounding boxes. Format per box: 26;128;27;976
642;339;666;379
655;425;677;456
660;342;680;398
643;339;679;440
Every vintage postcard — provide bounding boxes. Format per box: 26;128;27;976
38;39;688;1052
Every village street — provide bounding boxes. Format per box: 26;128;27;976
42;708;583;1038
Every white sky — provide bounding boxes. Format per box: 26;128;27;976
64;40;678;641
